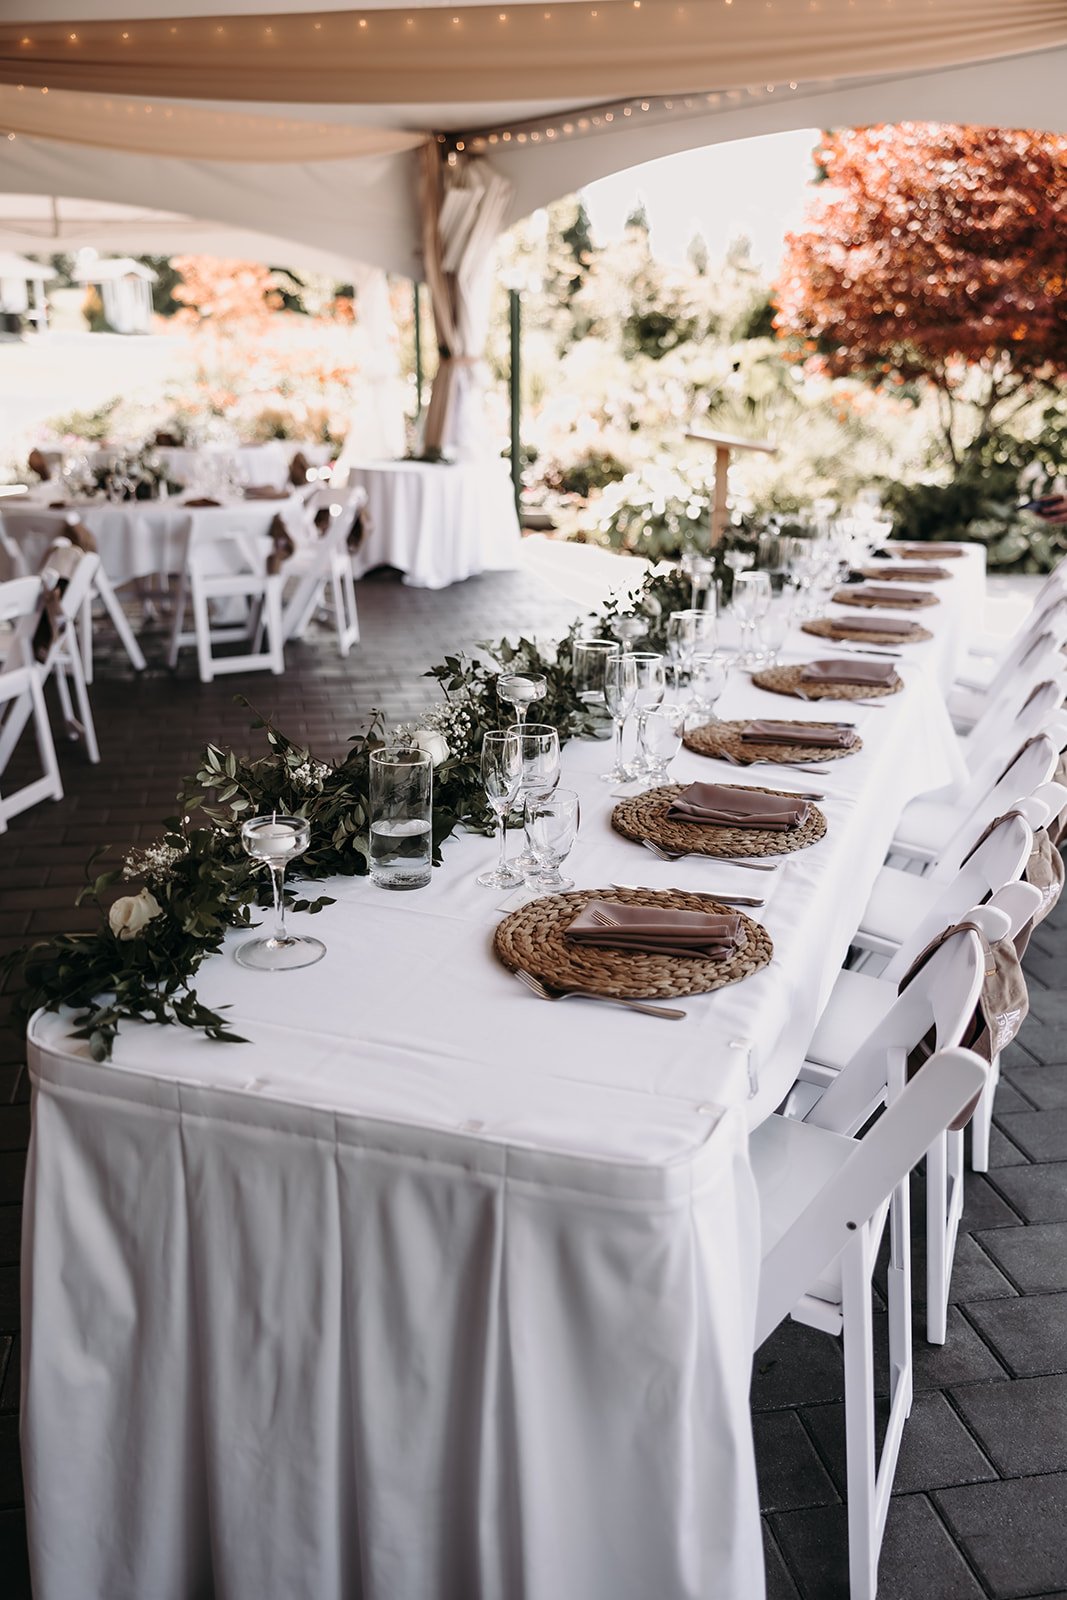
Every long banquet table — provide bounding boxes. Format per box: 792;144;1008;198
21;558;977;1600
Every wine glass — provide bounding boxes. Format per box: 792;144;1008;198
732;571;772;667
610;614;646;652
236;814;326;970
688;652;728;721
601;653;639;782
639;704;686;786
758;595;794;668
477;729;523;888
496;673;546;725
507;723;561;868
630;652;666;773
524;787;580;889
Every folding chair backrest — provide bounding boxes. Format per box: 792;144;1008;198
935;734;1058;881
187;527;272;579
991;593;1067;691
0;575;43;627
0;575;45;676
0;513;28;581
755;1047;988;1348
961;673;1067;790
807;925;988;1136
883;812;1034;983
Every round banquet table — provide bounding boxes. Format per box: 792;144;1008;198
343;457;521;589
20;596;971;1600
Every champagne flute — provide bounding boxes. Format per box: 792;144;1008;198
508;723;561;869
601;653;639;782
630;652;666;773
477;730;524;888
236;813;326;970
497;673;547;725
524;787;580;889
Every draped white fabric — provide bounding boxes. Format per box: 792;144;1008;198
20;554;981;1599
344;458;520;587
332;266;409;467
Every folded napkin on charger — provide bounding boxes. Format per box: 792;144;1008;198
242;485;289;500
869;564;950;580
183;496;221;508
851;585;931;605
665;781;811;830
897;543;964;556
565;900;745;958
741;719;857;748
830;614;921;636
801;658;899;687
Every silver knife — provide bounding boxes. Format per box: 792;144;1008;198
611;881;766;907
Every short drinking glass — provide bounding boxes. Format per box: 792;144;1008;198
369;745;433;890
524;787;580;889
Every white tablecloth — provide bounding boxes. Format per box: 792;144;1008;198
1;496;308;588
21;594;970;1599
344;459;521;589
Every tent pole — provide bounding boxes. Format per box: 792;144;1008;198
509;287;521;521
413;281;423;418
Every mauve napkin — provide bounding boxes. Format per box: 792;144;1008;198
183;497;221;508
741;719;857;748
830;614;920;636
898;543;964;556
851;584;931;605
243;485;289;500
665;781;811;830
801;658;899;687
565;900;745;958
868;564;950;581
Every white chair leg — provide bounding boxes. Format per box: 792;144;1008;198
167;570;190;670
926;1127;965;1346
28;668;63;801
191;577;215;684
79;590;93;685
841;1234;879;1600
63;643;101;764
53;662;78;737
265;578;284;674
93;568;146;673
971;1054;1000;1174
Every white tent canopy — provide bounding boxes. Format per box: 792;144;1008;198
0;1;1066;279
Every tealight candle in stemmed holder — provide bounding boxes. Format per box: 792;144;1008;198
496;672;547;725
236;813;326;971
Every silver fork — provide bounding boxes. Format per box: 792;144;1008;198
717;750;829;777
794;684;886;709
641;838;779;872
513;967;686;1020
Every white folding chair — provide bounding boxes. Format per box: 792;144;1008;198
953;587;1067;715
0;577;63;828
753;1046;988;1600
278;492;363;657
0;508;146;681
956;665;1066;781
889;732;1058;870
166;522;284;683
0;548;101;767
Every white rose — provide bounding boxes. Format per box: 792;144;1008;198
108;889;163;941
413;729;449;766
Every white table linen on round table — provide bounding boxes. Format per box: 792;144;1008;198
20;611;968;1600
1;496;310;589
344;458;521;589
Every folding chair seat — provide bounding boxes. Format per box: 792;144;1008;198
166;521;284;683
0;545;101;766
0;577;63;827
278;491;364;657
753;1046;988;1600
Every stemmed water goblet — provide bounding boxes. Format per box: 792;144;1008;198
524;787;580;890
508;723;562;870
732;571;772;667
639;704;686;787
688;652;728;722
630;652;666;773
611;614;646;652
496;672;547;725
601;652;639;782
236;813;326;970
477;729;524;888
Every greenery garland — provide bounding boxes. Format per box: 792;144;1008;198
2;572;712;1060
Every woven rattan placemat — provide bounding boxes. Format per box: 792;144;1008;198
751;663;905;701
611;782;827;858
683;718;862;763
895;544;966;559
802;617;933;645
494;886;773;999
860;565;948;582
832;587;938;610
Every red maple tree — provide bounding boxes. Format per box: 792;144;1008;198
774;124;1067;466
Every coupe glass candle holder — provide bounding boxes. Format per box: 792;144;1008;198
236;814;326;971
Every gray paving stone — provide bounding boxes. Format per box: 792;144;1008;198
961;1173;1025;1230
950;1374;1067;1476
754;1409;840;1512
752;1319;846;1410
803;1391;997;1496
772;1493;987;1600
966;1294;1067;1377
976;1222;1067;1294
986;1124;1031;1167
0;1508;30;1600
1003;1063;1067;1110
0;1210;17;1268
991;1163;1067;1223
997;1108;1067;1163
936;1474;1067;1598
912;1307;1009;1389
763;1522;803;1600
0;1334;18;1413
0;1412;22;1506
946;1233;1018;1304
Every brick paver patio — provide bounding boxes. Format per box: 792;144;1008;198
1;566;1065;1597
